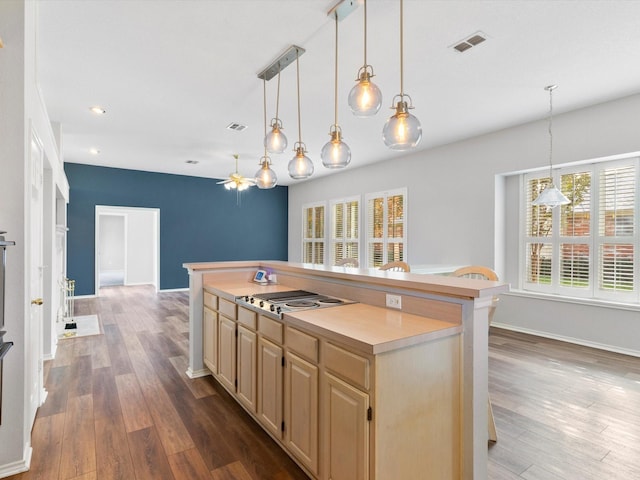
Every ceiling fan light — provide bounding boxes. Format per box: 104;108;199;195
255;157;278;189
321;129;351;169
264;119;288;154
348;70;382;117
382;100;422;150
288;145;314;179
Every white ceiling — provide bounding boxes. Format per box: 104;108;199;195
37;0;640;186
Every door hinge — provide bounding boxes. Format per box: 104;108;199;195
367;406;372;421
281;421;285;432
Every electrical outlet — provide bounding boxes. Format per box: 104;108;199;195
386;294;402;309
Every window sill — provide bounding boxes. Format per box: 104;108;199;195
504;289;640;312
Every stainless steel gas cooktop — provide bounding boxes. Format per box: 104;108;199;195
235;289;355;319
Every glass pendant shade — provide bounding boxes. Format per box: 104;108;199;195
348;69;382;117
264;119;288;154
321;128;351;169
382;100;422;150
255;157;277;189
532;184;570;208
288;144;314;179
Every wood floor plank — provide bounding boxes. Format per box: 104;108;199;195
127;426;176;480
210;461;253;480
114;373;153;433
58;394;96;480
90;334;111;370
17;412;66;480
168;355;218;399
167;447;213;480
94;415;136;480
92;367;122;420
103;324;133;375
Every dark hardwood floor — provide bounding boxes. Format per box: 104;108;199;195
8;285;640;479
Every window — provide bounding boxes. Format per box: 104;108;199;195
330;197;359;265
522;158;638;303
302;203;326;264
365;188;407;268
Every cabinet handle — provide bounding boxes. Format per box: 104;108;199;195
31;298;43;305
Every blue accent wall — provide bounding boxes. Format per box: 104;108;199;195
65;163;288;295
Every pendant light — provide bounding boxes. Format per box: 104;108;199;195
321;12;351;169
256;78;277;189
532;85;570;208
287;49;314;179
382;0;422;150
348;0;382;117
264;66;288;154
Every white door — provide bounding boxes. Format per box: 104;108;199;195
28;129;45;427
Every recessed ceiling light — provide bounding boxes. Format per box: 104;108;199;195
89;106;106;115
226;122;248;132
89;148;100;155
185;160;199;164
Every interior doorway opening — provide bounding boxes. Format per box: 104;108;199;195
95;206;159;295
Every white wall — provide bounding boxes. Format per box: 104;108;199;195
0;1;69;475
288;93;640;355
98;215;125;272
125;209;156;286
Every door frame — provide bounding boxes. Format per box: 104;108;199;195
94;205;160;295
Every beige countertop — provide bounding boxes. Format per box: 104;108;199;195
285;303;461;355
204;279;461;356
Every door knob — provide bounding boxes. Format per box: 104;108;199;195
31;298;43;305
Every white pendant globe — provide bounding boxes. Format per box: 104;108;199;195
255;160;277;189
288;146;314;179
321;131;351;169
348;72;382;117
382;101;422;151
264;121;288;154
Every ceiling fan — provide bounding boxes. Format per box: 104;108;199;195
216;154;255;191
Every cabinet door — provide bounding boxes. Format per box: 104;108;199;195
237;325;257;413
218;315;236;393
284;352;319;476
203;307;218;374
257;336;283;438
323;372;370;480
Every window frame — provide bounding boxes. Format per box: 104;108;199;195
364;188;408;268
301;201;327;265
520;157;639;304
329;196;360;266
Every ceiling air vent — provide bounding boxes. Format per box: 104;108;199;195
185;160;199;165
226;122;248;132
451;31;487;53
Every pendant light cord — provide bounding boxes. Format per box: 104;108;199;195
400;0;404;97
296;50;302;144
363;0;368;67
548;86;554;180
334;12;339;127
275;66;281;122
262;78;268;159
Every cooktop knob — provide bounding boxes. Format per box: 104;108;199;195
270;304;275;311
276;306;282;314
250;297;255;304
244;295;249;301
259;300;264;307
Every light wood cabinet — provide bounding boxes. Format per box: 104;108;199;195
237;325;257;413
257;336;283;438
218;315;236;393
203;306;218;374
322;372;370;480
285;351;319;476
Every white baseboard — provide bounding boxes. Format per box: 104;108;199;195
71;294;96;299
186;367;211;379
159;287;189;293
492;322;640;358
0;443;32;479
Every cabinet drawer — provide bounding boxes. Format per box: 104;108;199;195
218;298;237;319
238;306;257;330
258;315;283;344
204;290;218;310
286;327;318;363
324;342;370;391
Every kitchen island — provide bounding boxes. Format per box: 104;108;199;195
183;260;509;480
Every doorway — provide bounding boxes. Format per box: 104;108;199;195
95;206;160;294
